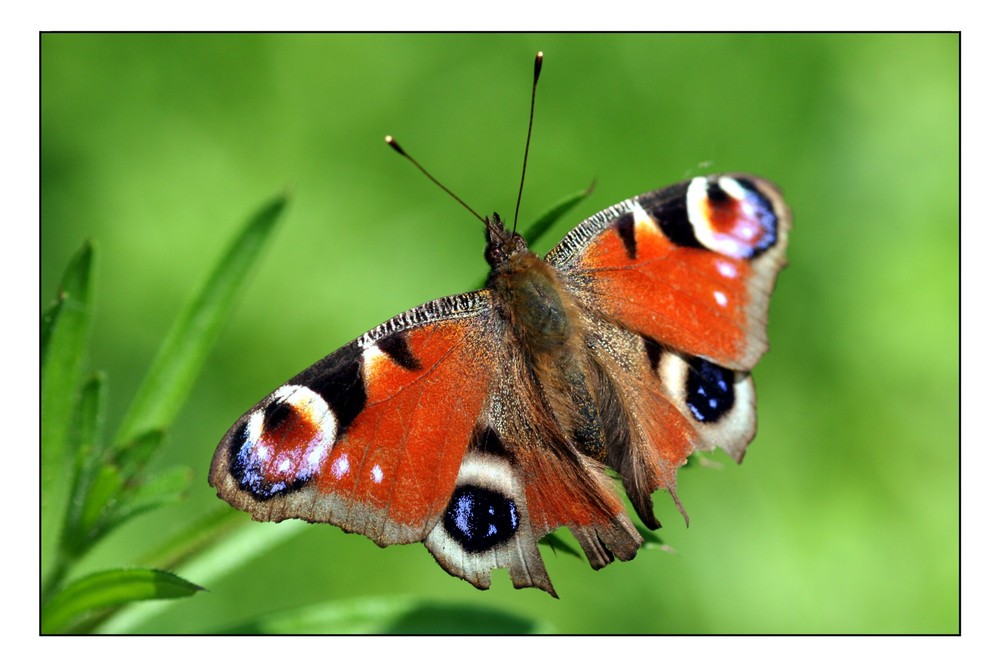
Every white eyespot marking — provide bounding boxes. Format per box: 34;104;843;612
270;384;339;444
371;463;384;484
718;175;747;200
244;413;273;462
686;176;764;259
332;452;351;480
307;444;325;468
714;291;729;307
716;258;738;279
232;384;339;498
659;352;689;401
264;384;338;476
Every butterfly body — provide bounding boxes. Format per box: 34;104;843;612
211;174;790;596
486;221;604;455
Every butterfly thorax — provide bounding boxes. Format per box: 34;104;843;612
484;222;577;355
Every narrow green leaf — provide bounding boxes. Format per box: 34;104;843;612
98;520;304;633
41;242;96;579
40;296;66;363
42;568;204;634
540;531;582;560
220;597;547;634
114;429;167;484
107;466;192;530
636;525;676;553
69;467;192;560
74;465;124;545
521;181;595;248
61;428;176;564
57;374;108;573
139;506;247;572
116;195;288;445
68;373;108;460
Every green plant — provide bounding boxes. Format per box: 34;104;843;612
41;195;288;633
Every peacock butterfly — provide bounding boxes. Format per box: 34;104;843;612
210;53;791;597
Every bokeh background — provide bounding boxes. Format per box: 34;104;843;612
41;34;958;633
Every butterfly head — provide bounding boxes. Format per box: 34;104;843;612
484;212;529;269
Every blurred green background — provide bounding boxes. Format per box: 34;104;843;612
41;34;957;633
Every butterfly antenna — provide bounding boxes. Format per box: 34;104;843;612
512;51;544;234
385;135;487;226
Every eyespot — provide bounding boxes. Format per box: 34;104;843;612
686;176;778;259
229;384;338;500
684;359;736;423
443;484;520;553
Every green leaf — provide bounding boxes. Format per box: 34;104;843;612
53;373;112;576
74;465;124;545
42;373;107;598
108;466;192;529
69;373;108;460
57;374;109;569
521;180;595;248
220;597;547;634
70;466;191;560
98;520;305;633
115;195;288;445
61;430;180;564
139;507;247;572
637;525;677;554
41;241;96;580
40;296;66;363
114;428;167;485
540;531;583;560
42;568;204;634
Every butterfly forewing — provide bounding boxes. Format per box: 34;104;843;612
549;174;791;371
211;291;501;545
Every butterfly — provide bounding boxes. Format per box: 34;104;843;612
210;54;791;597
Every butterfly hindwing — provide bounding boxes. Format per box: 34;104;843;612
424;431;555;594
652;346;758;463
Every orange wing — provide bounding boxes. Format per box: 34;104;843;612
544;174;791;521
210;291;498;546
549;174;791;371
